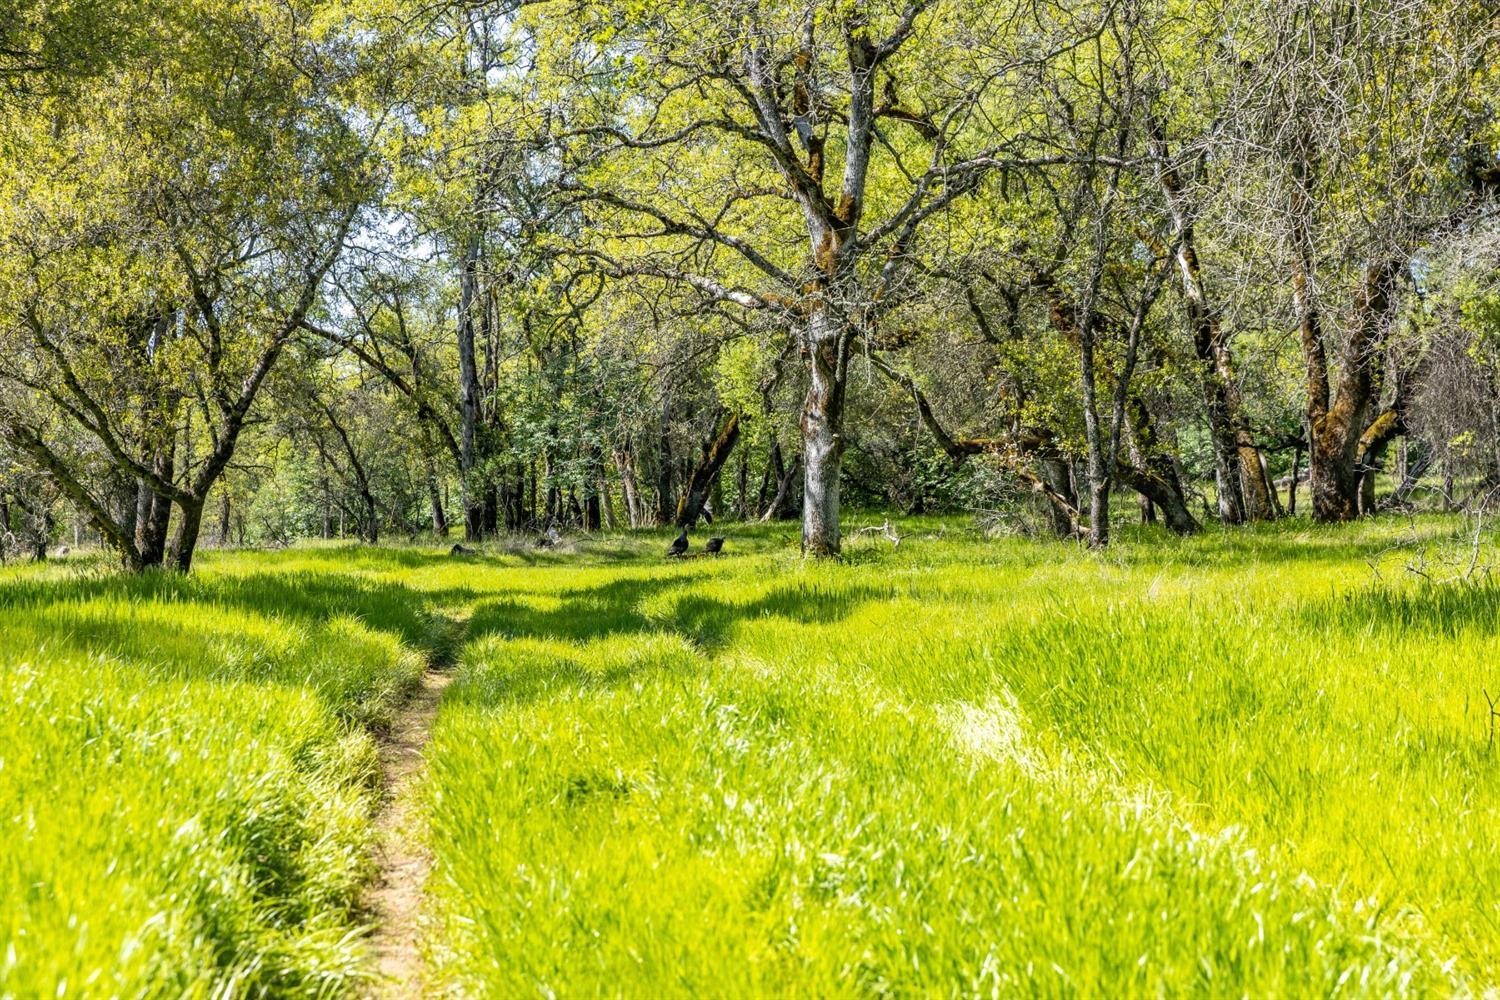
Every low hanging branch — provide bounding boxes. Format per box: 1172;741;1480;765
863;351;1086;537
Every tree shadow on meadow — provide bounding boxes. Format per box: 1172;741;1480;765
455;569;886;710
0;548;482;689
465;572;882;652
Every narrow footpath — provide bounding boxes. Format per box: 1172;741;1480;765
362;617;464;998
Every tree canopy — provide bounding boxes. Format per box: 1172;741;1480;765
3;0;1499;567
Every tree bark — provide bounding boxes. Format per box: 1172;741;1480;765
762;451;802;523
616;448;642;528
656;395;674;525
1288;445;1301;515
216;491;231;547
677;412;741;529
1125;396;1198;535
1357;408;1403;515
426;455;448;536
1038;457;1078;538
324;404;378;543
800;307;848;556
1299;260;1400;522
134;442;174;570
736;447;749;520
1150;116;1275;523
169;496;205;573
456;237;485;541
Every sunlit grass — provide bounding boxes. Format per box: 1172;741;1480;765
3;516;1498;995
0;552;430;996
420;515;1500;995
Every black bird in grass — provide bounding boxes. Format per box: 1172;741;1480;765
667;528;689;557
704;536;725;554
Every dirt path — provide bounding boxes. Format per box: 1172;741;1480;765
362;646;457;997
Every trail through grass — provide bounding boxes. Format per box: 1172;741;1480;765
0;553;442;995
3;518;1499;996
362;611;466;998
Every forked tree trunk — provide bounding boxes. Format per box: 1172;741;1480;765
1298;261;1398;522
1151;118;1274;524
761;447;801;523
324;404;378;543
616;449;642;528
1289;149;1401;523
676;413;740;529
134;439;175;568
169;497;205;573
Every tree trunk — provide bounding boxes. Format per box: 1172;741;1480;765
323;404;378;543
1125;397;1198;535
457;237;485;542
134;438;175;568
1150;115;1275;524
616;449;642;528
426;456;448;536
1290;152;1400;522
757;440;782;516
1288;446;1302;515
656;396;674;526
1357;409;1402;515
216;491;231;547
601;473;617;530
1037;457;1078;538
169;497;205;573
736;447;749;520
762;449;801;523
1074;290;1110;549
583;484;602;532
800;309;848;556
1118;463;1199;535
676;413;740;529
482;482;499;536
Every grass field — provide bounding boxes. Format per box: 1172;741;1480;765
2;515;1499;996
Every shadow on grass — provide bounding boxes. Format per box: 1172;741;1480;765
465;572;881;654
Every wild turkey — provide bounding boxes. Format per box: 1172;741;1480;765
667;528;689;557
449;543;474;556
704;537;725;554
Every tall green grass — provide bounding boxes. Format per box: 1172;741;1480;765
419;517;1500;995
0;552;431;996
5;519;1498;995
